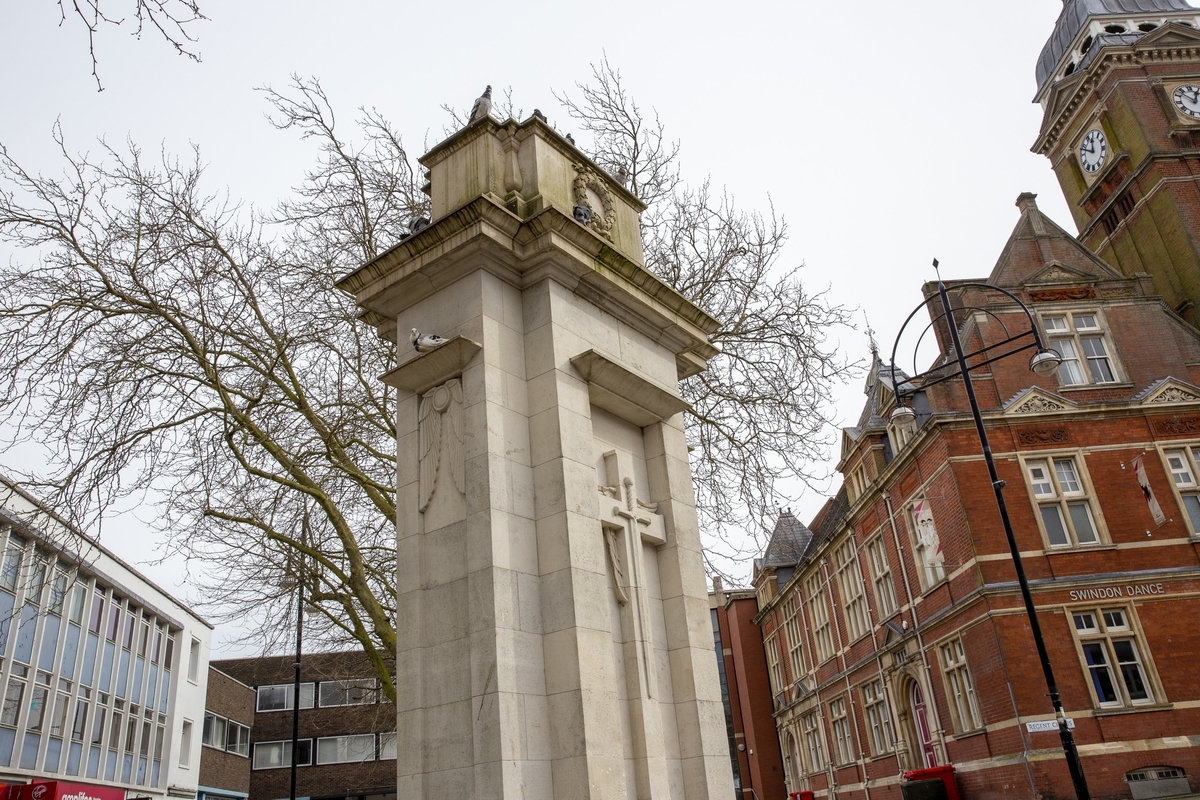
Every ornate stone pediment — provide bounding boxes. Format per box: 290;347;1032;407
1004;388;1074;416
1140;378;1200;406
1026;263;1095;286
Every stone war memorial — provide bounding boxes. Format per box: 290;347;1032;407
336;113;735;799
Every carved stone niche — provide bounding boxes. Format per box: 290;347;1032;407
571;164;618;241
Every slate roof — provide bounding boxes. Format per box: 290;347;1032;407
1037;0;1196;91
760;509;814;569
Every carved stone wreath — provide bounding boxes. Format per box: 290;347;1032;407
572;164;617;241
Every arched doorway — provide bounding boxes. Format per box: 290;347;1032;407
908;680;938;768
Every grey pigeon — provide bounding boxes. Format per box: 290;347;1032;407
613;165;629;187
565;133;576;146
410;328;451;353
468;86;492;126
532;109;547;123
409;216;431;233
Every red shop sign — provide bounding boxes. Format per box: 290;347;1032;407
18;782;127;800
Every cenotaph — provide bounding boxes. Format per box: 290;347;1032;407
336;113;734;800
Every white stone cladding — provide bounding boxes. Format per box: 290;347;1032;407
338;116;733;800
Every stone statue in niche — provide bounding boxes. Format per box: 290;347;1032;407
911;499;944;567
418;379;465;513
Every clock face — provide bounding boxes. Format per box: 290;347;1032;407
1173;84;1200;119
1079;129;1108;174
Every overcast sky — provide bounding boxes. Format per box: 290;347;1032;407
0;0;1077;649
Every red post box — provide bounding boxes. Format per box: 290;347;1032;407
903;765;959;800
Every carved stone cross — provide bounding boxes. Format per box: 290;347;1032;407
598;450;665;699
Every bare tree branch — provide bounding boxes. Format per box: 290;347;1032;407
54;0;206;90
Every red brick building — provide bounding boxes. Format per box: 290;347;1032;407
711;580;787;800
198;666;254;800
753;194;1200;800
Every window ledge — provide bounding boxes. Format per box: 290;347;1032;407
946;727;987;741
1057;382;1134;393
1094;703;1173;717
1047;543;1117;554
919;576;950;596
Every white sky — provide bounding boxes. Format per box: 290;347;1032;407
0;0;1076;647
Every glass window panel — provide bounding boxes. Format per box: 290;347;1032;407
0;590;16;656
61;624;81;681
1074;613;1097;632
1044;316;1069;331
1082;337;1115;382
1068;502;1098;543
316;734;375;764
1167;452;1194;485
1103;610;1127;629
72;701;88;741
379;732;396;760
86;746;100;778
116;650;130;699
20;732;41;770
1074;314;1098;330
69;586;87;625
44;737;62;773
28;686;48;731
13;603;39;664
1053;339;1086;384
90;707;106;746
1113;640;1149;701
66;741;82;776
2;680;24;726
1054;459;1082;494
0;728;12;767
1082;642;1118;703
27;560;47;604
1041;506;1070;546
38;614;61;672
105;603;120;642
81;633;98;688
49;693;69;736
121;752;132;782
1028;462;1055;497
122;613;134;650
1183;495;1200;532
99;641;115;691
0;546;23;592
88;592;104;635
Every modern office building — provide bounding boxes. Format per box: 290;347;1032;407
0;474;212;799
210;651;395;800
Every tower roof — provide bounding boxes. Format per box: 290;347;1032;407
1036;0;1196;93
760;510;814;570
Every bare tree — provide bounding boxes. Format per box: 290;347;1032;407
0;76;424;697
54;0;206;90
557;58;854;567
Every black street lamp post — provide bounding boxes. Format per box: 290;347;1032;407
889;267;1091;800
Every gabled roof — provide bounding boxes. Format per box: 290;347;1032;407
1036;0;1196;92
760;509;814;570
987;194;1125;289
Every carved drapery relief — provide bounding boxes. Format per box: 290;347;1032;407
1028;287;1095;302
1016;427;1071;446
418;379;465;513
1149;386;1200;404
572;164;617;240
1152;416;1200;436
1012;395;1067;414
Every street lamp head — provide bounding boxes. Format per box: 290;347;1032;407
890;404;917;426
1030;348;1063;377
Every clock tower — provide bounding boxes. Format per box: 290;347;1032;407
1032;0;1200;323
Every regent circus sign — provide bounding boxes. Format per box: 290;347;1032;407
13;782;126;800
1068;582;1167;602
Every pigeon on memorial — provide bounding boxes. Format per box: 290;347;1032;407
532;109;547;123
613;165;629;187
409;216;430;233
410;328;451;353
468;86;492;126
565;133;576;146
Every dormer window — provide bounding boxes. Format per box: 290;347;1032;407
849;463;870;502
1080;35;1093;55
1104;24;1127;34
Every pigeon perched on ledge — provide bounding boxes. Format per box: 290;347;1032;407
410;328;451;353
468;86;492;126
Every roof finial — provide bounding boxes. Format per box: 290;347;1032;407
864;311;879;359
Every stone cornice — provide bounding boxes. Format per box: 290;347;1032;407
1033;40;1200;155
335;194;720;378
